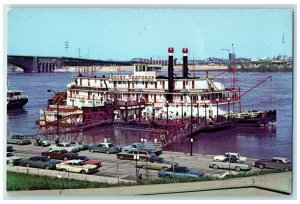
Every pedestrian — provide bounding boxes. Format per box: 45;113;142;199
138;168;144;180
104;136;108;143
154;138;158;143
55;137;59;145
140;137;144;143
144;137;147;143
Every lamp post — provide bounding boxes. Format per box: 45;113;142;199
227;98;230;117
190;95;193;134
47;89;59;136
190;137;194;156
138;100;141;123
152;102;155;122
112;99;115;121
134;154;140;179
125;100;128;122
92;93;95;112
166;101;169;123
181;100;184;123
216;98;219;122
197;101;200;124
204;103;207;126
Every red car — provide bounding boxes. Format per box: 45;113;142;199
73;156;101;167
41;149;77;160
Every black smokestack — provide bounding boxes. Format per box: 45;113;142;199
167;47;174;102
182;48;189;78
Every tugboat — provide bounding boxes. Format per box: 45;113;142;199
7;90;28;109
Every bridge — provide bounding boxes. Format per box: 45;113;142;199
7;55;133;73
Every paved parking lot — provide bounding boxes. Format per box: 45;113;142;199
7;143;261;181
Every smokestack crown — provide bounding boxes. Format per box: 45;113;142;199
182;48;188;53
168;47;174;55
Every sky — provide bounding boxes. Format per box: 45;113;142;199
7;7;293;61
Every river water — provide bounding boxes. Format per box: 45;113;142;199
7;70;293;160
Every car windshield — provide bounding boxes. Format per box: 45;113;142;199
41;157;50;161
158;158;165;163
79;161;85;166
60;150;67;153
65;144;71;147
108;144;115;148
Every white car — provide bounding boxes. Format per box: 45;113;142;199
213;152;247;162
56;159;99;174
7;152;23;166
49;142;79;153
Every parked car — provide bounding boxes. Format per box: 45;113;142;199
70;141;89;150
136;157;178;170
7;144;13;152
7;153;23;166
89;143;120;154
49;142;79;153
122;142;162;156
56;159;99;174
213;152;247;162
254;157;292;170
116;150;156;161
7;133;31;145
158;166;204;178
209;158;252;172
72;155;101;167
41;149;78;160
34;136;51;147
19;156;60;170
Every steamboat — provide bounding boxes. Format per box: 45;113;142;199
39;48;239;126
38;47;275;137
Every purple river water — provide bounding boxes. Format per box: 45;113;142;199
7;71;293;160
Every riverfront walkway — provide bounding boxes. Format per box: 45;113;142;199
6;172;292;197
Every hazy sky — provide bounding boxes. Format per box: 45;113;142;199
7;7;293;60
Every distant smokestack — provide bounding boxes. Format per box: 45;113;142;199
182;48;189;78
167;47;174;102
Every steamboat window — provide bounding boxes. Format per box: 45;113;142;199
118;81;121;84
136;67;138;72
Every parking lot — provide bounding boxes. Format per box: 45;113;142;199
7;142;262;182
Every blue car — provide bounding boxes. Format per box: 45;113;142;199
158;166;204;178
19;156;61;170
89;143;120;154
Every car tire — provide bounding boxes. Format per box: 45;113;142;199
64;157;68;161
49;148;52;151
90;149;94;153
45;166;50;170
259;164;265;169
25;163;30;167
212;164;218;170
80;170;86;174
235;166;241;172
120;156;124;160
106;150;110;154
47;155;51;159
162;166;168;170
63;169;67;172
17;142;20;146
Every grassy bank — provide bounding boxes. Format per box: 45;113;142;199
7;169;287;191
